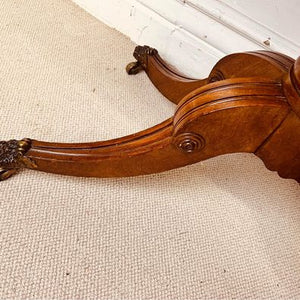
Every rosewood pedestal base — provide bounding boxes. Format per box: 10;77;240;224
1;46;300;182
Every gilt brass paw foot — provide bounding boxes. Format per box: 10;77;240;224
126;45;158;75
0;139;36;181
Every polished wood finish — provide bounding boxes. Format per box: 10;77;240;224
1;46;299;182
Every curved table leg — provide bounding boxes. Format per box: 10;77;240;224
126;45;208;104
125;45;296;105
1;48;299;182
1;77;298;181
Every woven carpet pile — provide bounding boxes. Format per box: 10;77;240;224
1;0;299;299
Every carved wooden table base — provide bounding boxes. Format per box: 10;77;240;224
1;46;300;182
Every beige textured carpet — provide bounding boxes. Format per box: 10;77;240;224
0;1;299;299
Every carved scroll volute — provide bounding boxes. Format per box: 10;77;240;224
172;78;291;159
0;139;36;181
173;132;206;154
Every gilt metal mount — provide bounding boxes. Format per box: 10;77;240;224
0;139;35;181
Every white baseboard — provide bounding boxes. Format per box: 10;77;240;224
72;0;300;78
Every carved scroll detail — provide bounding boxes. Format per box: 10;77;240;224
209;69;225;83
174;133;206;153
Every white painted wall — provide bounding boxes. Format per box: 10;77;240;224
72;0;300;78
222;0;300;44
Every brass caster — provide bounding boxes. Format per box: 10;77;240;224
0;168;17;181
126;61;144;75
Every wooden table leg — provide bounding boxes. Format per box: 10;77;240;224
1;46;299;182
